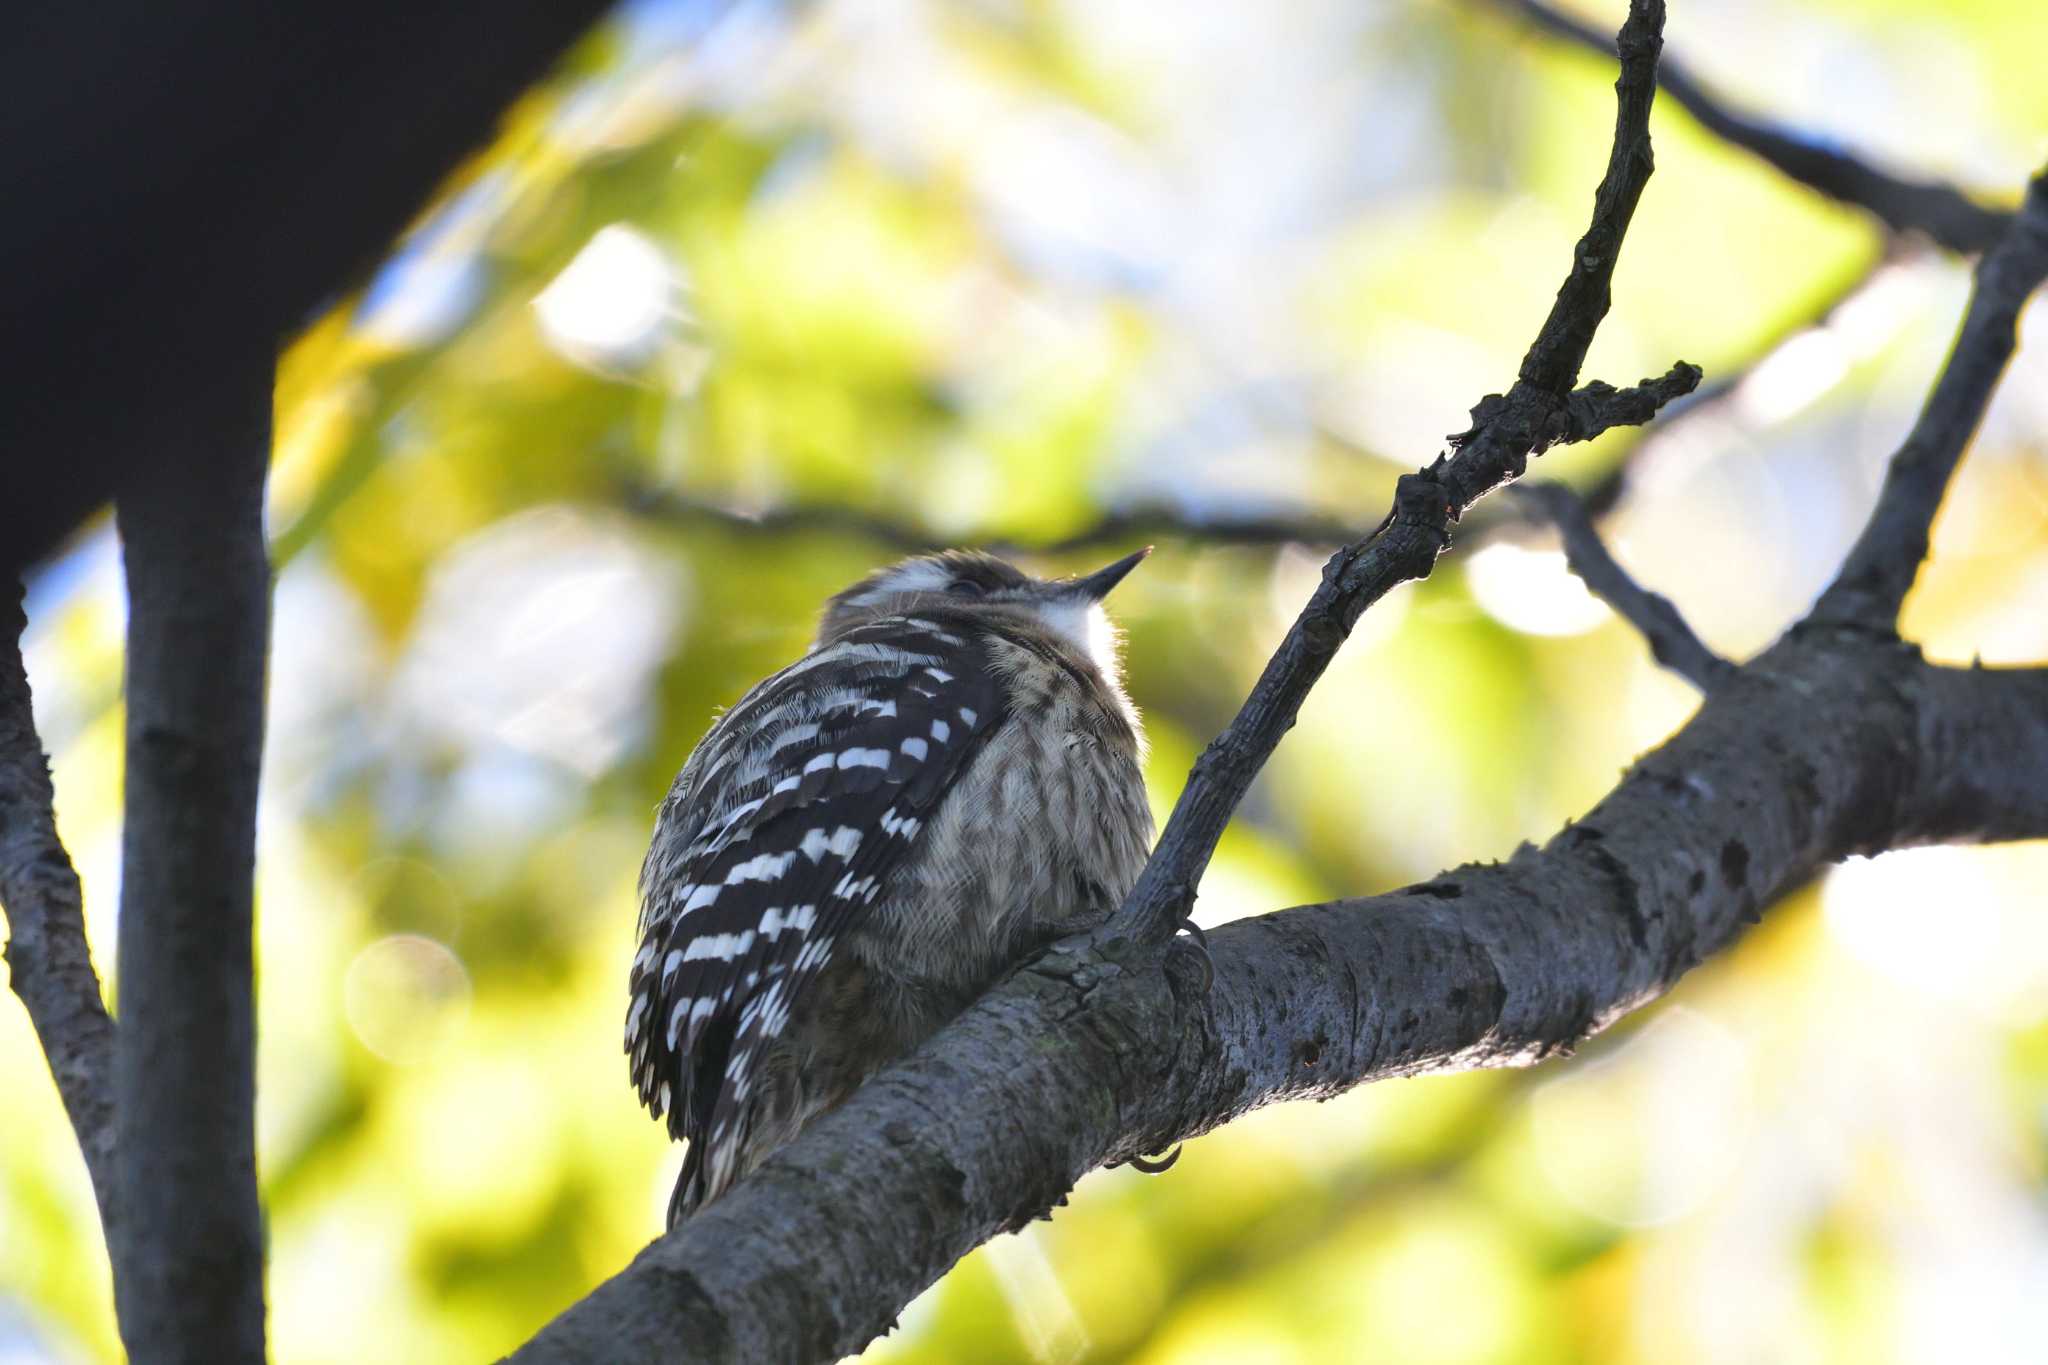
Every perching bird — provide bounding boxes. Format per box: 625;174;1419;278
627;547;1153;1225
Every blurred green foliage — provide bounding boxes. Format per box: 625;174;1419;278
8;1;2048;1361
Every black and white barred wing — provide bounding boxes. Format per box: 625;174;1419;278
625;616;1002;1154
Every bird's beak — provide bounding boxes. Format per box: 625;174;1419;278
1070;546;1151;601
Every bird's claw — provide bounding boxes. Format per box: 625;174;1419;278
1166;916;1214;996
1125;1143;1183;1175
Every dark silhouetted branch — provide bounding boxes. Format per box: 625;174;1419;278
2;0;612;575
0;583;119;1233
108;354;273;1361
1812;168;2048;627
1106;0;1685;949
1492;0;2014;254
1513;481;1734;691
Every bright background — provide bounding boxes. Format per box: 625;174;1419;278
7;0;2048;1361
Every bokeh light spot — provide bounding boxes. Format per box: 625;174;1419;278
1531;1007;1753;1228
343;935;472;1066
533;223;677;369
1824;845;2048;1022
1464;541;1613;637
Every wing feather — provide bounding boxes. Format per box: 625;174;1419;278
626;616;1004;1162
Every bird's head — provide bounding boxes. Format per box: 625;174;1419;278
817;547;1150;676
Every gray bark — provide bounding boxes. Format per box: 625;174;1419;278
508;640;2048;1363
0;584;119;1233
109;357;274;1363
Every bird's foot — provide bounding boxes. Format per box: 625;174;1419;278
1166;916;1214;997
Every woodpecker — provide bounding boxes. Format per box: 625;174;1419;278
628;547;1154;1225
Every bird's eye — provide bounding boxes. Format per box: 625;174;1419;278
946;579;985;598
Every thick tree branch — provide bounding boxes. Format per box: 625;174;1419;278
1513;481;1734;691
1106;0;1683;948
1491;0;2014;254
1907;663;2048;842
109;357;273;1361
1811;168;2048;627
512;639;2048;1363
0;583;119;1232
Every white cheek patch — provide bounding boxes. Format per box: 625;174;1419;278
1032;597;1117;670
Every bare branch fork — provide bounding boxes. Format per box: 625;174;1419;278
1102;0;1691;950
1526;166;2048;690
1813;191;2048;625
0;363;275;1360
1511;481;1733;691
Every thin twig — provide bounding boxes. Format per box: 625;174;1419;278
0;580;118;1233
1492;0;2013;255
620;481;1369;558
1513;482;1734;691
1103;0;1686;947
618;253;1896;566
1478;250;1904;541
1810;168;2048;628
